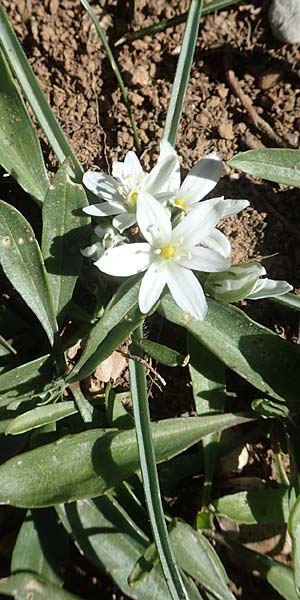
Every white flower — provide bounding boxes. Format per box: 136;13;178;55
82;141;179;232
95;193;249;320
159;150;225;213
205;261;293;302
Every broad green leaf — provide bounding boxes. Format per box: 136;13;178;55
0;573;81;600
42;161;90;323
215;488;289;525
5;401;77;435
227;541;299;600
57;497;202;600
0;354;55;406
170;521;234;600
0;48;48;205
160;295;300;406
0;202;58;345
228;149;300;187
288;494;300;595
12;509;69;587
67;278;143;382
0;413;250;507
135;338;186;367
188;333;226;506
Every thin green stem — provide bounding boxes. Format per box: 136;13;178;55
129;328;188;600
116;0;242;45
0;1;82;180
69;383;93;423
163;0;203;147
80;0;141;152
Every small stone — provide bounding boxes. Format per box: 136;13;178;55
218;121;234;140
268;0;300;44
258;69;282;90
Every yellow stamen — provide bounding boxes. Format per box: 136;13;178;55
160;245;177;260
127;190;139;206
174;197;187;211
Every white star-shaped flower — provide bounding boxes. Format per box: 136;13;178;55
82;141;179;232
95;193;249;320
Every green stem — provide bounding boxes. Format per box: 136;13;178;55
129;328;188;600
163;0;203;147
69;382;93;423
80;0;141;152
0;1;82;180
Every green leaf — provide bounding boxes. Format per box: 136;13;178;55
0;48;48;205
0;202;58;345
67;278;142;382
11;509;69;587
135;338;186;367
0;413;250;507
160;295;300;407
0;2;82;181
57;496;169;599
270;293;300;312
227;541;299;600
170;520;234;600
5;401;77;435
188;333;226;506
288;494;300;596
214;488;290;525
42;161;90;323
0;354;55;407
128;541;159;586
163;0;203;146
0;573;81;600
228;149;300;187
57;497;202;600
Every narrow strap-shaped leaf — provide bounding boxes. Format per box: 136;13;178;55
0;48;48;205
0;2;82;180
119;0;243;44
135;338;186;367
163;0;203;146
0;201;58;347
42;161;90;324
0;413;251;507
160;295;300;407
288;494;300;596
129;331;189;600
80;0;140;151
269;293;300;312
228;149;300;187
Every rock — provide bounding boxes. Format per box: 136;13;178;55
268;0;300;44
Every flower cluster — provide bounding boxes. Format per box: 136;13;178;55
82;142;292;320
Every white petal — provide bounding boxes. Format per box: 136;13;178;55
176;246;230;272
158;141;181;190
95;243;151;276
81;243;103;261
179;152;224;204
112;160;124;181
139;260;168;313
83;171;123;202
247;278;293;299
123;151;144;177
172;197;225;247
83;202;125;217
220;199;249;218
166;263;208;321
144;155;178;195
112;212;136;232
204;228;231;258
137;193;172;246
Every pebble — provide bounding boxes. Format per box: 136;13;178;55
268;0;300;44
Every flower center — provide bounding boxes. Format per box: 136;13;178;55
127;189;139;207
160;244;177;260
174;197;187;211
